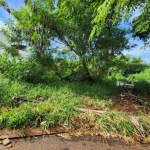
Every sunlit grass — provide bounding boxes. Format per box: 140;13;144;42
0;73;150;141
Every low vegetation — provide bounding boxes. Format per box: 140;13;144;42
0;0;150;143
0;61;150;142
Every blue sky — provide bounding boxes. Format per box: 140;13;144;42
0;0;150;63
0;0;24;20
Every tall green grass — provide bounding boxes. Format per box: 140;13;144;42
0;72;117;129
0;73;150;141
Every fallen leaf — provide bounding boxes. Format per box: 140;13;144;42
133;135;141;143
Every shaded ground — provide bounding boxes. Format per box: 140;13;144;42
0;135;150;150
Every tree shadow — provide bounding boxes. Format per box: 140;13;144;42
133;80;150;98
33;78;120;101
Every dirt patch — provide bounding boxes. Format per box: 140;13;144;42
113;92;150;113
113;103;139;112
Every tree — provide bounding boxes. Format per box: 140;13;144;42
0;0;132;82
91;0;150;41
109;55;149;77
56;0;131;81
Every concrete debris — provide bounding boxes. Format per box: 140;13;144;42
7;143;12;149
3;138;11;146
2;138;13;149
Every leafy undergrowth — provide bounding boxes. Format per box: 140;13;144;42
0;74;150;143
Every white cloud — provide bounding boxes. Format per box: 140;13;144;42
123;48;150;56
130;9;141;21
0;20;4;28
123;35;150;63
123;45;150;63
0;33;9;45
143;57;150;64
19;50;28;58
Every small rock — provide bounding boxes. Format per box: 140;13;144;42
7;144;12;149
3;138;11;146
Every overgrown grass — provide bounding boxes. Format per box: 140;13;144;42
0;73;117;129
0;73;118;107
0;73;150;142
96;111;137;136
0;100;77;129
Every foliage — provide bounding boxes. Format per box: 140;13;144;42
107;57;150;97
0;52;14;74
108;55;149;78
56;0;131;81
0;52;42;82
129;69;150;97
91;0;150;41
0;0;150;142
0;0;132;82
8;59;44;82
130;68;150;82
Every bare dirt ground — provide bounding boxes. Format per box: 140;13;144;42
0;135;150;150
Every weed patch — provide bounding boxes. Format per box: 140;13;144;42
96;111;137;136
0;74;150;142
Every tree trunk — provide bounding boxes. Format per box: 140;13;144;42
48;61;63;81
82;58;94;82
51;66;63;81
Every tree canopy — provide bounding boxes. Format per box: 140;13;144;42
91;0;150;41
0;0;148;82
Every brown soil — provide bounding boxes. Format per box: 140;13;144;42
113;96;150;113
0;135;150;150
113;103;139;112
113;92;150;113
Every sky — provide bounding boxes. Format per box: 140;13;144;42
0;0;150;63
